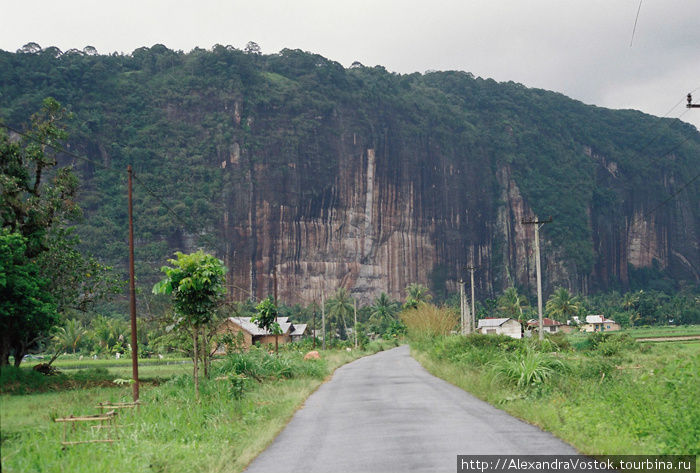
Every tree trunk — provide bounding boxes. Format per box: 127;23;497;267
0;332;11;367
192;327;199;400
202;330;209;379
13;338;28;368
275;334;279;355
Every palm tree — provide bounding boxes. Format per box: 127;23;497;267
497;287;529;320
325;288;354;339
545;288;581;323
53;319;87;354
369;293;399;334
403;284;432;309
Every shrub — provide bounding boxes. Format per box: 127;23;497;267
573;357;616;379
491;347;567;389
217;347;327;381
594;334;636;356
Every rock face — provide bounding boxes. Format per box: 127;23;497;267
2;47;698;303
219;102;699;305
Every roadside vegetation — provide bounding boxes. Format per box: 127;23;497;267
0;340;396;473
405;304;700;457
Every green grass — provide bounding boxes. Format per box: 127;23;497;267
20;357;191;370
1;343;393;473
411;334;700;458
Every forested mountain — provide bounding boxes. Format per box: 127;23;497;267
2;44;698;304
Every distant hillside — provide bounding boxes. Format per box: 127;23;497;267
2;44;698;304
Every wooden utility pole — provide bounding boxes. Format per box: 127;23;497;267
459;279;466;334
522;217;552;340
353;298;358;348
127;165;139;402
321;291;326;350
468;266;476;334
272;266;278;354
312;305;317;349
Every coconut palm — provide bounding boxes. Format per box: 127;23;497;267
497;287;530;320
325;288;354;339
53;319;87;354
369;293;400;334
545;288;581;323
403;284;432;309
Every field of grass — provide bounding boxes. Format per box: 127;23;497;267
411;333;699;459
1;341;396;472
620;325;700;339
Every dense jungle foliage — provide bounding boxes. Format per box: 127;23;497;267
1;44;699;353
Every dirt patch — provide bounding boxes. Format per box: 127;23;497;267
636;335;700;342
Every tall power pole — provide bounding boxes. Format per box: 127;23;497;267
467;266;477;334
522;217;552;340
321;291;326;350
127;166;139;402
353;298;358;348
312;304;317;350
459;279;466;334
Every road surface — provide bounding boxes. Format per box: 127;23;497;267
245;345;577;473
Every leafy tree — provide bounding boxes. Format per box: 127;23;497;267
153;250;226;399
545;288;581;322
0;230;57;366
252;296;282;353
0;99;117;366
0;98;79;257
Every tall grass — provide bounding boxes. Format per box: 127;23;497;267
216;346;327;381
401;304;458;340
490;346;566;389
410;329;700;456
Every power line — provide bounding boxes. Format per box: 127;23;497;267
630;0;643;47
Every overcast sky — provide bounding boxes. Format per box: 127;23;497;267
3;0;699;128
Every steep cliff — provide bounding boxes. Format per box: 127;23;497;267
1;46;698;303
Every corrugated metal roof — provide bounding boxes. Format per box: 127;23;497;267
527;318;563;327
226;317;294;336
291;324;307;336
585;315;616;324
477;318;513;328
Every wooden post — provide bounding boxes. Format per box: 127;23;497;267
313;304;317;349
321;291;326;350
522;217;552;341
127;165;139;402
469;266;476;334
353;298;358;348
459;279;466;334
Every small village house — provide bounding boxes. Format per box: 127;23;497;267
526;317;565;334
216;316;307;352
476;318;522;339
581;315;620;333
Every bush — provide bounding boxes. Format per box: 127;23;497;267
491;347;567;389
593;334;636;356
573;357;616;379
216;347;327;381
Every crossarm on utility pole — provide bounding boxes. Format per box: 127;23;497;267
521;217;552;340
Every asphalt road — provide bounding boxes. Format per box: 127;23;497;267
245;345;577;473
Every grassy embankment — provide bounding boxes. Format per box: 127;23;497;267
1;340;396;473
404;307;699;457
